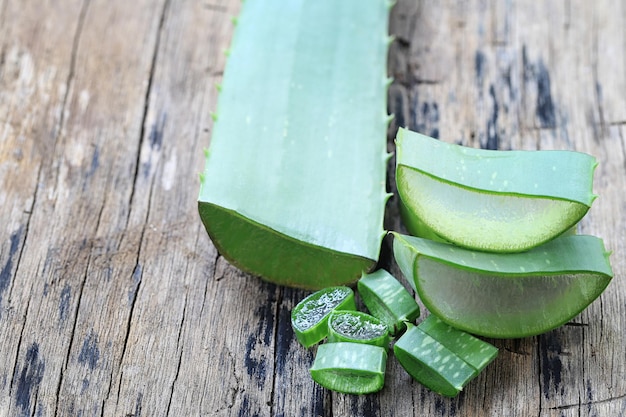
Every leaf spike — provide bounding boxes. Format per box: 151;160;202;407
386;35;396;45
211;112;218;121
385;77;394;87
199;172;205;183
215;83;222;92
203;148;210;158
387;0;397;9
231;16;238;26
385;113;395;124
223;49;231;57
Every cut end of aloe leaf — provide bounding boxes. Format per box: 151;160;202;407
199;202;376;289
396;128;597;252
393;233;614;338
310;342;387;394
327;310;390;348
291;287;356;348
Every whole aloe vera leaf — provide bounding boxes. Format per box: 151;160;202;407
393;233;613;338
395;128;598;252
198;0;391;289
358;269;420;335
394;326;477;397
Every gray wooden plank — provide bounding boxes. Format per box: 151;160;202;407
0;1;624;416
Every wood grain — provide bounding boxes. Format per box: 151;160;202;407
0;0;624;416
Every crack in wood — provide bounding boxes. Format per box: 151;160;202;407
548;393;626;410
165;293;187;417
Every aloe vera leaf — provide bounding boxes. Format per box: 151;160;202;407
327;310;390;349
198;0;391;289
291;287;356;348
394;326;477;397
395;128;598;252
310;342;387;394
358;269;420;335
393;233;614;338
418;315;498;372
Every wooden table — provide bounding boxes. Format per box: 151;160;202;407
1;1;624;415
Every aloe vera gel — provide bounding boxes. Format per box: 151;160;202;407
393;232;613;338
396;128;598;252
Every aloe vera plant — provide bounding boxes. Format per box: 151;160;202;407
198;0;391;288
396;128;598;252
393;233;613;338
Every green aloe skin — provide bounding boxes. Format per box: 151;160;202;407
417;315;498;372
395;128;598;252
394;317;497;397
393;233;614;338
310;342;388;395
394;325;480;397
198;0;392;289
358;269;420;335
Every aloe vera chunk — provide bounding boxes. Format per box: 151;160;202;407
291;287;356;348
418;315;498;372
394;326;477;397
358;269;420;335
198;0;391;288
310;342;388;394
393;233;613;338
395;128;598;252
327;310;390;349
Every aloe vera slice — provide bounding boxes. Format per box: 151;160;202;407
198;0;391;289
393;233;613;338
418;315;498;371
395;128;598;252
310;342;387;394
327;310;390;349
358;269;420;335
291;287;356;348
394;325;477;397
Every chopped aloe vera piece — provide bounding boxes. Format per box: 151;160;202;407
394;326;477;397
198;0;391;289
418;315;498;371
327;310;390;349
395;128;598;252
358;269;420;335
291;287;356;347
310;342;387;394
393;233;614;338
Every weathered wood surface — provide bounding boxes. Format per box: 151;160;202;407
0;0;624;416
